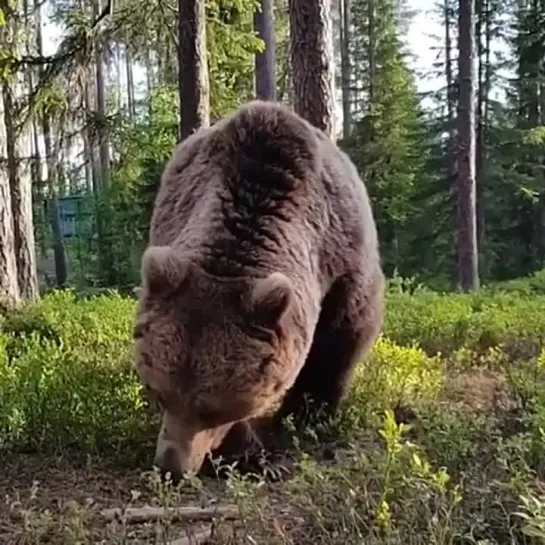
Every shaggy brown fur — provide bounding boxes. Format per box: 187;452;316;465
133;100;384;477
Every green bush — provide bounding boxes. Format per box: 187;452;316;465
348;336;443;413
384;289;545;361
3;280;545;453
0;290;152;452
5;279;545;544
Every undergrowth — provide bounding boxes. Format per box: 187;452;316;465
4;274;545;543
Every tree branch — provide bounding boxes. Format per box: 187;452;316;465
99;505;238;524
12;0;113;69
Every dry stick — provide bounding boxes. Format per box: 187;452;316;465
167;528;211;545
100;505;238;524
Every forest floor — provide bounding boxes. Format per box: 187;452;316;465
1;366;531;545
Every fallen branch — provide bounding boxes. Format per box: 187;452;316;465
168;528;211;545
100;505;238;524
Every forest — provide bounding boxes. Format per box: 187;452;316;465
3;0;545;543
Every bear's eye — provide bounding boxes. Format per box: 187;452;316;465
144;384;164;411
133;322;149;339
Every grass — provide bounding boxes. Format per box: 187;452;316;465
4;275;545;543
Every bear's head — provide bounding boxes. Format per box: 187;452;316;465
133;246;302;477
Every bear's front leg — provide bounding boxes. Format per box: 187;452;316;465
276;269;384;424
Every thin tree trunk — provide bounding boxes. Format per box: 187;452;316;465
289;0;335;138
476;0;488;265
94;0;110;189
126;44;136;119
445;0;458;283
115;41;122;109
83;76;96;193
445;0;456;184
178;0;210;140
24;0;46;259
456;0;479;291
43;115;68;287
254;0;276;101
0;88;20;303
368;0;375;104
36;0;68;287
144;47;154;119
92;0;114;285
340;0;351;138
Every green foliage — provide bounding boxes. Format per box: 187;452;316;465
0;290;152;451
347;336;443;414
207;0;263;118
384;288;545;361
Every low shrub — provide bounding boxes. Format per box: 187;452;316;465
0;290;151;452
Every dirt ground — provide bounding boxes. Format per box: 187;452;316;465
0;450;232;544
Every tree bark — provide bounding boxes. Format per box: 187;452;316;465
456;0;479;291
93;0;110;189
178;0;210;140
254;0;276;101
2;4;38;301
126;44;136;119
3;84;38;301
475;0;489;265
0;88;20;303
289;0;336;138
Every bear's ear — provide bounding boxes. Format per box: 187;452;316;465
141;245;190;296
251;272;293;328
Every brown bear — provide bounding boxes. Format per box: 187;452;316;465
133;100;384;478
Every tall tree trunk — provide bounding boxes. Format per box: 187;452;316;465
91;0;114;285
254;0;276;101
144;47;154;119
456;0;479;291
339;0;351;137
476;0;489;267
115;41;122;109
0;89;20;303
43;115;68;287
445;0;456;184
36;0;68;287
126;44;136;119
24;0;46;260
178;0;210;140
83;76;97;194
3;85;38;301
445;0;458;284
94;0;110;190
2;4;38;301
289;0;335;137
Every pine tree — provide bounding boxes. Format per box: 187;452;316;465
343;0;426;275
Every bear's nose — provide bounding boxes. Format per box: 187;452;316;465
154;445;183;483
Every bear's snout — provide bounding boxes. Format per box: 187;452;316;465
154;416;235;478
154;444;184;481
